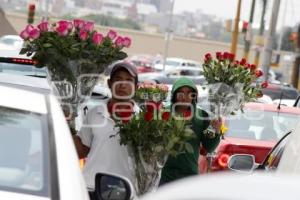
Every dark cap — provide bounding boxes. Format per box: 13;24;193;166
110;61;138;79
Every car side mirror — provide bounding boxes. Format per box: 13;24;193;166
228;154;257;173
94;173;133;200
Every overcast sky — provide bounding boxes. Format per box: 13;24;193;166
173;0;300;28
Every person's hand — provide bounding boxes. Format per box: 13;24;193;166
210;117;223;134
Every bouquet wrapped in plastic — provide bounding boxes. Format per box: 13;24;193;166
115;82;195;195
202;52;268;137
19;19;131;134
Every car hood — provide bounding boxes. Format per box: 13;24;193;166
0;190;49;200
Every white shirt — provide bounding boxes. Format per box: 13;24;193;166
77;99;138;190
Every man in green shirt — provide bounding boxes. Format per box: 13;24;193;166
160;77;221;185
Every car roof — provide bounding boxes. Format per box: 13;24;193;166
0;85;48;114
140;172;300;200
167;57;199;64
245;102;300;114
0;73;51;94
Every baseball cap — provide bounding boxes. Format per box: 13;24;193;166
110;61;138;80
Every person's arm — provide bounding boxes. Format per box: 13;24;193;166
73;135;90;159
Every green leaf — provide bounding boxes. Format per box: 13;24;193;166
115;51;128;60
43;43;52;48
185;143;194;154
19;48;28;55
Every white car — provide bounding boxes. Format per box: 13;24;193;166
0;35;23;50
154;57;201;71
0;85;89;199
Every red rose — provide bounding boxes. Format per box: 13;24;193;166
216;52;223;60
261;81;268;88
245;63;251;69
228;53;235;61
240;58;247;66
256;91;263;98
183;111;192;119
205;53;212;60
250;64;256;70
146;101;162;112
144;112;153;122
161;112;171;121
223;52;229;60
255;69;263;78
233;60;239;66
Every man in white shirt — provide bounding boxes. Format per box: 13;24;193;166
73;62;138;198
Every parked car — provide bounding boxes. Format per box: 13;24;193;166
0;35;23;50
0;84;89;199
125;54;156;73
228;108;300;174
154;57;201;71
198;102;300;173
0;56;47;77
138;67;205;85
228;131;291;173
262;83;299;100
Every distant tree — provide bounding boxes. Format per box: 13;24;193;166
83;14;141;30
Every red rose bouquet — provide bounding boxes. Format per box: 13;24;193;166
115;82;194;195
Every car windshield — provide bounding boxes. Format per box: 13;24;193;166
226;110;299;141
0;106;49;197
0;62;47;77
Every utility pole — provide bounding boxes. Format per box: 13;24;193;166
291;25;300;88
261;0;281;81
243;0;256;60
231;0;242;55
162;0;175;71
254;0;267;67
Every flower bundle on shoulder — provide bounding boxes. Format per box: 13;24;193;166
115;82;195;195
19;19;131;67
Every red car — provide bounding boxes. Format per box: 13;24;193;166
198;102;300;173
125;55;156;73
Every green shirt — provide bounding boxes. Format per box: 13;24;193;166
160;108;220;183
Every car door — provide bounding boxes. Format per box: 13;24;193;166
259;131;291;171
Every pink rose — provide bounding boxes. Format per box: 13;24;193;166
37;21;49;32
114;36;124;47
57;20;73;31
83;21;94;32
92;32;104;45
29;28;40;39
107;30;117;40
20;29;29;40
122;37;131;48
25;24;34;33
79;30;89;41
56;24;69;36
74;19;85;29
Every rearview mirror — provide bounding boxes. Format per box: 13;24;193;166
228;154;257;173
94;173;133;200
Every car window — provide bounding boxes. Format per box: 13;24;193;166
165;60;180;66
0;62;47;77
226;110;299;141
0;106;49;197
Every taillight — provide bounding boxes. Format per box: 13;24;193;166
218;153;230;168
12;58;37;65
